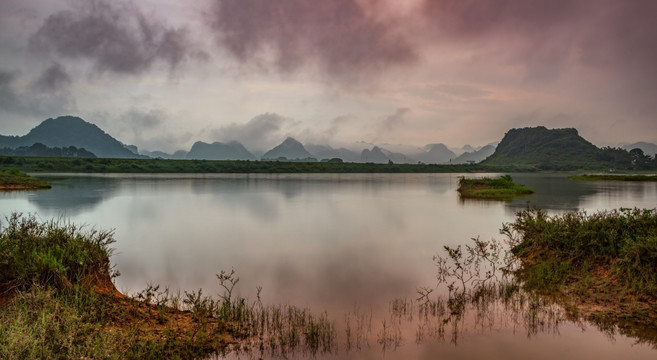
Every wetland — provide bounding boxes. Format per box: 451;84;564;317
1;173;656;359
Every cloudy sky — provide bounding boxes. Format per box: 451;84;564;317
1;0;655;153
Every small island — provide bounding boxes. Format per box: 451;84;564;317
0;168;51;190
457;175;534;200
569;174;657;181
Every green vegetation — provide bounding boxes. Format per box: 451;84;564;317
0;155;499;174
0;143;96;158
457;175;534;200
482;126;655;170
0;214;335;359
502;208;657;326
0;168;51;189
569;174;657;181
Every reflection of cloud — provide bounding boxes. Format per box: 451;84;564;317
27;175;119;216
29;0;200;76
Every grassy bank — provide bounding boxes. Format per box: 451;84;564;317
503;208;657;329
0;214;335;359
0;168;51;190
569;174;657;181
457;175;534;200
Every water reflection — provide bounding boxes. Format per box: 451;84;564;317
506;174;598;212
218;281;656;360
2;173;657;359
25;174;121;215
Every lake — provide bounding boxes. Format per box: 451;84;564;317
2;173;656;359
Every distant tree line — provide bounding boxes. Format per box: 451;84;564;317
0;143;96;158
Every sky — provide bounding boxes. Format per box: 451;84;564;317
1;0;656;153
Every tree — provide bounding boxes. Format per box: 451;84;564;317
629;148;651;169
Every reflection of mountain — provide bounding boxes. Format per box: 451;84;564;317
457;174;599;211
27;175;120;215
505;174;598;211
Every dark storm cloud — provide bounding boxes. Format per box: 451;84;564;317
421;0;657;91
29;0;197;76
206;0;417;80
32;63;72;92
578;1;657;112
422;0;585;37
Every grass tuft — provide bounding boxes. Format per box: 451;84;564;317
0;168;51;190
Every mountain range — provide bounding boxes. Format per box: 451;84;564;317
0;116;141;158
0;116;497;163
2;116;654;169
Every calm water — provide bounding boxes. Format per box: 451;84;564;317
2;173;656;359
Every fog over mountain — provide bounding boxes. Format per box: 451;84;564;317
622;142;657;158
451;144;497;164
2;116;650;168
262;137;314;161
415;144;456;164
361;147;390;164
186;141;256;161
305;145;360;162
1;1;655;150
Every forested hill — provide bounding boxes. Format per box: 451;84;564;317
481;127;638;170
0;116;140;158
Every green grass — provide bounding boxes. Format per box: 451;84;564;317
569;174;657;181
502;209;657;297
0;155;628;174
0;155;487;174
0;214;336;359
457;175;534;200
0;168;51;189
